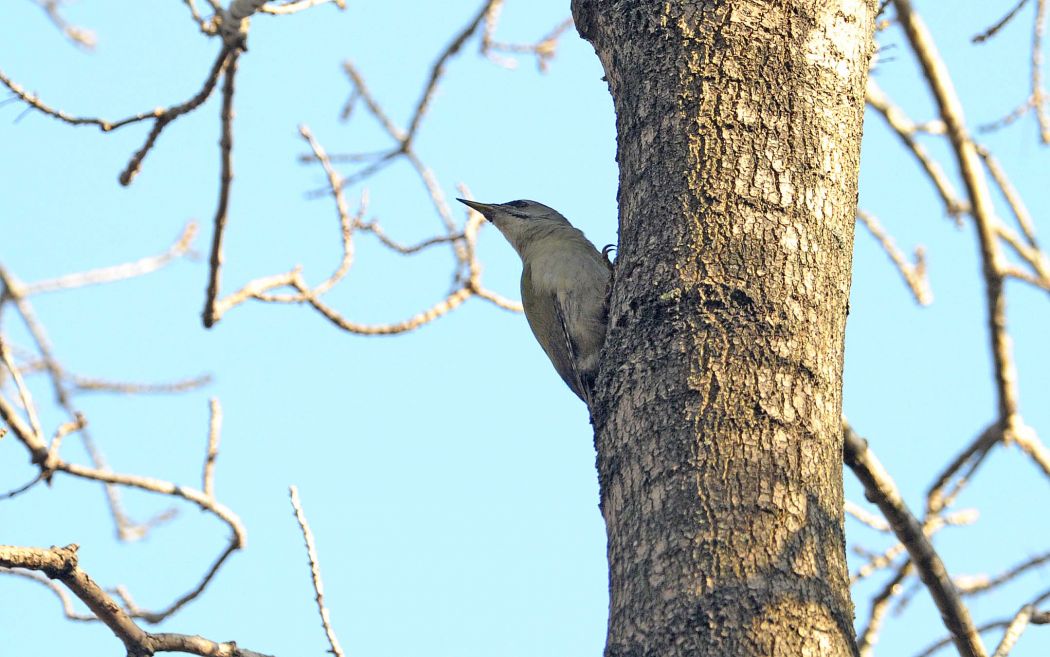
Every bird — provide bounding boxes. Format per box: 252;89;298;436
457;198;612;408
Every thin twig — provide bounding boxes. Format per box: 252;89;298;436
1;566;96;621
912;591;1050;657
973;0;1032;43
866;79;967;218
32;0;97;49
913;612;1049;657
1;266;168;540
71;374;213;395
977;0;1050;142
0;47;232;185
990;605;1034;657
1034;0;1050;142
0;337;44;441
356;222;464;255
20;222;198;296
858;565;910;657
975;145;1043;261
0;472;45;500
298;125;359;296
482;16;574;72
404;1;496;146
846;500;891;531
857;209;933;305
289;486;345;657
260;0;346;15
299;282;475;335
203;399;221;499
46;413;86;479
851;510;977;583
926;423;999;516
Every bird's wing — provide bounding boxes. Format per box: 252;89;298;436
521;264;588;403
551;293;591;408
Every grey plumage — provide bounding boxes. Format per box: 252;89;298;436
457;198;611;406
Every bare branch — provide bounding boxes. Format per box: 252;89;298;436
9;345;211;396
851;510;978;584
955;550;1050;597
289;486;345;657
977;0;1050;142
858;565;910;657
866;79;967;218
0;47;233;185
181;0;209;29
118;50;233;187
844;423;988;657
895;0;1028;450
0;386;244;623
990;605;1035;657
857;210;933;305
974;145;1049;280
46;412;86;479
203;398;222;499
1012;422;1050;479
209;151;518;332
1;265;175;540
911;590;1050;657
70;374;213;395
0;388;48;465
300;282;475;335
297;125;360;296
405;2;495;146
481;13;576;73
0;337;44;442
339;62;404;140
846;499;891;531
227;0;269;21
31;0;96;49
20;222;198;296
1034;0;1050;142
473;286;525;313
1;566;96;621
972;0;1032;43
0;545;272;657
203;51;241;328
48;452;245;623
0;472;45;500
259;0;346;15
926;423;999;517
914;610;1049;657
356;221;464;255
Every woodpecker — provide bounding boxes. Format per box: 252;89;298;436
458;198;612;407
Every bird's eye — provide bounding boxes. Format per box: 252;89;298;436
506;200;528;209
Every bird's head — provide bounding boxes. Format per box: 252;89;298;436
457;198;571;256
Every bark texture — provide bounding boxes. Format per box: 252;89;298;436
572;1;876;656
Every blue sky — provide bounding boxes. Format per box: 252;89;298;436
1;2;1048;656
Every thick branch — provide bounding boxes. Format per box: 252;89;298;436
0;545;271;657
844;424;988;657
894;0;1021;436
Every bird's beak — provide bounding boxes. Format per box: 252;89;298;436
457;198;496;219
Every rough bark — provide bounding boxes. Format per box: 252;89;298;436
572;1;877;656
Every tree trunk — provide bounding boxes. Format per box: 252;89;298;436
572;1;876;656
